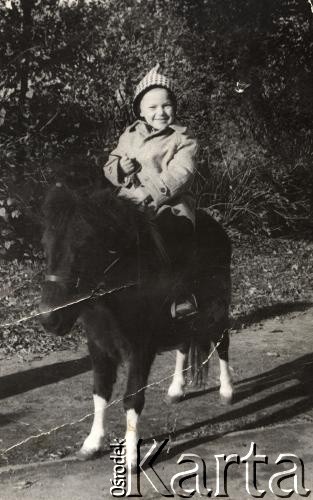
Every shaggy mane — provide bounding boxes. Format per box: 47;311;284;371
42;184;165;258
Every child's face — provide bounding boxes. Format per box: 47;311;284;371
139;88;175;130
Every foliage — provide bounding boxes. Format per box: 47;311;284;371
1;0;313;257
0;257;84;355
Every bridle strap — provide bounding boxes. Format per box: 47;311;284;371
44;256;121;289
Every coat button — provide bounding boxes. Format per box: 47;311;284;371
160;187;166;193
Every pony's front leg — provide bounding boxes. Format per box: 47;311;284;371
167;344;189;403
78;343;117;460
216;332;233;404
124;350;154;469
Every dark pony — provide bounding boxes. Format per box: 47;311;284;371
39;184;233;466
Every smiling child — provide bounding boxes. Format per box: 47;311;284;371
104;64;199;317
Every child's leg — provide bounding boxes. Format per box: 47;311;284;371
155;208;194;274
156;209;197;316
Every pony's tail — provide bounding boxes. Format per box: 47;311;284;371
188;341;211;387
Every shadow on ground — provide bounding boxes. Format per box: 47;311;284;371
0;357;91;400
232;300;313;330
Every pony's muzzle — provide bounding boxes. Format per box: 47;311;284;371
38;303;60;332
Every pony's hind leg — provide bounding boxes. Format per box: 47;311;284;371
123;349;155;469
216;332;233;404
78;341;118;460
167;343;189;403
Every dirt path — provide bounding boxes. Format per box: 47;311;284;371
0;304;312;499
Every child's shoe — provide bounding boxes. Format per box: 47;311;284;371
171;294;198;320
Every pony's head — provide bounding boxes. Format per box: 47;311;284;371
39;184;155;335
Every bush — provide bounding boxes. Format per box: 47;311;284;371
1;0;313;258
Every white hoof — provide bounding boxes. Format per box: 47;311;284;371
126;449;138;471
77;434;104;460
219;386;234;405
165;392;185;404
167;380;185;403
125;409;139;472
76;445;102;460
125;435;138;471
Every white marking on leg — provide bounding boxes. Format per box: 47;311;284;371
125;409;139;469
219;358;233;403
167;350;186;400
80;394;107;456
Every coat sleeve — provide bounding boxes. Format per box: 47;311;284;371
140;131;198;209
103;130;136;187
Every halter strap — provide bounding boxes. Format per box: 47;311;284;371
44;256;121;289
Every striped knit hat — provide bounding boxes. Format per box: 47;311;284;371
133;63;176;118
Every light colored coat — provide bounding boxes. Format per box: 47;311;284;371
103;120;198;224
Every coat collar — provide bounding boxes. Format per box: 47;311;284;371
170;123;187;133
128;120;187;136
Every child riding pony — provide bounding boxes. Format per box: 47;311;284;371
104;64;198;319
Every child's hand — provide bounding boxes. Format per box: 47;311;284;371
131;187;149;204
120;155;137;175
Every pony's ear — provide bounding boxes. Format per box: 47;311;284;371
42;184;77;223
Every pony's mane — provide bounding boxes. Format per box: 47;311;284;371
42;185;165;258
43;184;77;230
88;188;151;237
